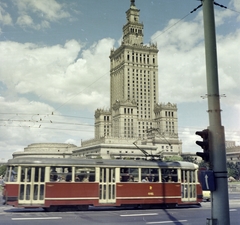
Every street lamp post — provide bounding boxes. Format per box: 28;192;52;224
202;0;230;224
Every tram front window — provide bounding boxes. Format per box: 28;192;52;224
5;166;18;182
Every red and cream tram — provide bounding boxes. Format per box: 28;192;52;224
2;157;202;211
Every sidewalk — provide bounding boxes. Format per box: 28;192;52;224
228;182;240;193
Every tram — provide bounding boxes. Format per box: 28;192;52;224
2;157;202;211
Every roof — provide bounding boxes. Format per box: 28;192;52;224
7;157;198;170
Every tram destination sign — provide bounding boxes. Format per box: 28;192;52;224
200;170;216;191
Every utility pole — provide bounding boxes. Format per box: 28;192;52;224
202;0;230;224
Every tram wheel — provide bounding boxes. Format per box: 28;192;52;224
166;203;177;208
77;205;89;211
43;205;59;212
141;204;151;209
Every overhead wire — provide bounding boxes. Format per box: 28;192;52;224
214;1;240;15
151;3;202;42
0;124;94;132
0;119;94;127
53;70;109;113
1;4;202;130
47;4;205;117
0;112;94;119
1;2;240;137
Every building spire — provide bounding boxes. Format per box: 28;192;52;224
131;0;135;7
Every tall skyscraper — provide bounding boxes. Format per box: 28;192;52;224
74;0;182;159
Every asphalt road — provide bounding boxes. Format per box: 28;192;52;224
0;196;239;225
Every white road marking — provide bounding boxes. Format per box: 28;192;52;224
146;220;188;224
12;217;62;221
120;213;158;217
230;209;237;212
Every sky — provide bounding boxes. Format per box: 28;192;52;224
0;0;240;161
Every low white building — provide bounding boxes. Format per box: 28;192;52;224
12;143;77;158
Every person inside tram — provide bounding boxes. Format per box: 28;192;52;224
74;175;80;182
65;167;72;182
142;176;149;182
148;174;155;182
10;167;17;182
58;176;66;182
128;174;134;182
168;176;173;182
50;168;58;181
121;168;129;182
82;175;89;182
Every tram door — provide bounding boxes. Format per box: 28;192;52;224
19;167;45;205
181;170;197;202
99;168;116;204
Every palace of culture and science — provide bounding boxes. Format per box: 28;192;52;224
72;0;182;159
12;1;239;162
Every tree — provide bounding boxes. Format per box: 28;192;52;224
198;161;209;169
227;162;239;180
182;155;198;164
163;155;183;162
0;165;7;176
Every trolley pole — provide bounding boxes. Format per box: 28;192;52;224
202;0;230;224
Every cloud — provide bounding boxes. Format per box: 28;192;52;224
16;14;50;30
151;9;240;106
15;0;70;21
8;0;70;30
0;3;13;26
231;0;240;21
0;36;115;159
16;14;33;27
0;96;94;159
1;1;240;159
0;38;114;111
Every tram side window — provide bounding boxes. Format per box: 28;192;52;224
120;168;138;182
34;167;45;182
161;169;178;182
181;170;196;183
190;171;196;183
20;167;32;182
50;167;72;182
5;166;18;182
141;168;159;182
75;167;95;182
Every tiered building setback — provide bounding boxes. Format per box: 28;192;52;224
73;0;182;159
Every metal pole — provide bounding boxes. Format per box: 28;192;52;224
202;0;230;224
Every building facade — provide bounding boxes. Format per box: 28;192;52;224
225;141;240;163
73;1;182;159
12;143;76;159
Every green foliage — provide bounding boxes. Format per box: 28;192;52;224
182;155;198;164
198;161;209;169
163;155;183;162
194;161;240;180
227;162;239;180
0;165;7;176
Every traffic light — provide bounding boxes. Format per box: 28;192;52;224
195;129;209;162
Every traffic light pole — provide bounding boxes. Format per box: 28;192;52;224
202;0;230;224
